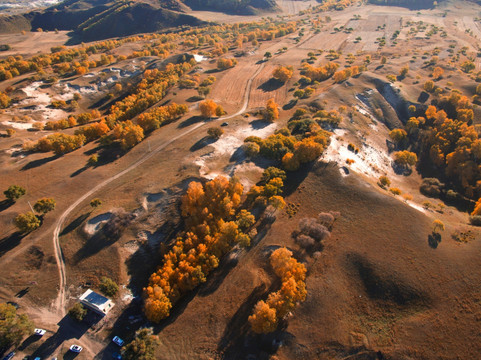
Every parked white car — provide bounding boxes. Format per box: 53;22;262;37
69;344;83;353
34;328;46;336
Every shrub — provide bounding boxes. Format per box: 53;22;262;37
99;277;119;297
242;142;260;157
207;127;223;139
420;178;444;197
68;303;87;322
299;218;330;241
296;234;316;248
389;187;402;195
378;176;390;188
470;215;481;226
90;198;102;208
432;219;445;233
317;212;336;230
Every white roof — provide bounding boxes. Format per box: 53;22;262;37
79;289;114;315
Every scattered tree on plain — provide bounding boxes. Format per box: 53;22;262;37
4;185;26;202
14;212;41;233
33;198;56;215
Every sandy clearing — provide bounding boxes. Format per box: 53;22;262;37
195;121;277;182
83;212;113;236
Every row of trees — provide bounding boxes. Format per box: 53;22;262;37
0;32;173;82
144;176;255;322
332;65;362;83
43;110;101;130
301;62;339;82
248;248;307;333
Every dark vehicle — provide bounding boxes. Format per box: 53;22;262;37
3;352;15;360
6;302;19;309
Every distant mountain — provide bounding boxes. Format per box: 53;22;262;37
367;0;435;9
0;0;279;42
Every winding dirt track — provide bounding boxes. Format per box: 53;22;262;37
51;61;266;315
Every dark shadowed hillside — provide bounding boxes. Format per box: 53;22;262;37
0;0;280;41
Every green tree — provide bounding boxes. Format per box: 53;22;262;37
99;277;119;297
261;167;286;183
33;198;56;215
122;328;159;360
4;185;26;202
14;212;41;233
68;303;87;322
236;209;255;231
0;303;34;349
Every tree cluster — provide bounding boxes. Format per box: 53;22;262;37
0;303;33;349
144;176;256;322
272;66;294;83
301;62;339;82
248;248;307;333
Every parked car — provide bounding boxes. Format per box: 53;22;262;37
112;336;124;347
2;352;15;360
69;345;82;353
221;122;228;127
34;357;42;360
112;352;122;360
34;328;46;336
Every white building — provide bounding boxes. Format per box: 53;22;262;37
78;289;114;316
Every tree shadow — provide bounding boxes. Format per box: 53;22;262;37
21;154;59;171
70;166;89;178
418;91;430;103
205;68;221;74
282;99;297;110
0;200;13;212
257;78;283;92
15;287;30;298
186;95;204;102
375;65;385;71
60;212;91;236
249;119;270;130
178;115;205;128
190;136;215;152
30;313;99;359
0;232;25;258
198;250;240;297
283;161;315;197
93;146;124;167
217;283;283;359
391;162;412;176
428;232;441;249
